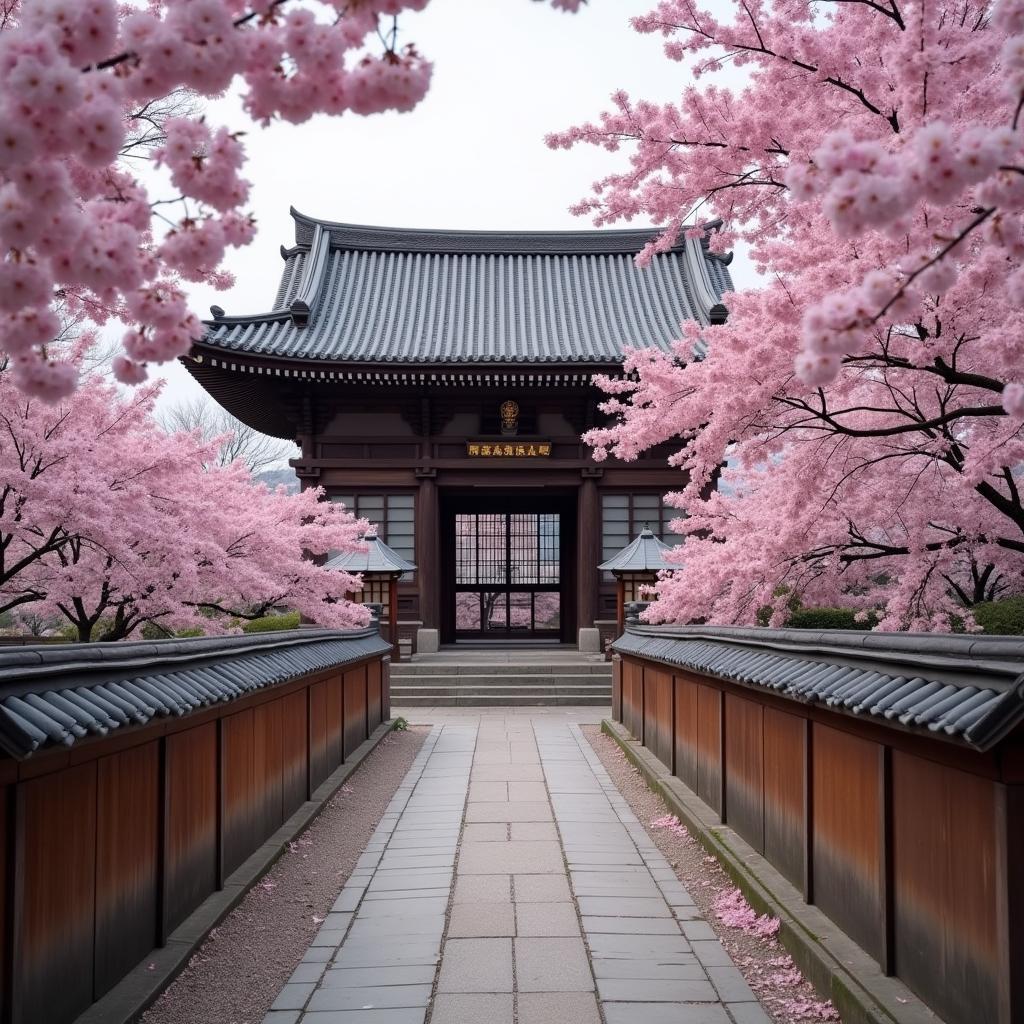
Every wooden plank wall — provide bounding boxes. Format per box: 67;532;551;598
17;765;96;1024
0;653;386;1024
621;658;643;743
892;752;1000;1024
696;684;723;816
343;665;369;760
673;673;698;793
724;694;763;853
811;724;885;964
642;667;673;772
94;742;160;999
761;709;805;890
367;660;383;734
615;653;1018;1024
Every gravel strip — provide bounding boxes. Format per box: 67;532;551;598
142;726;428;1024
581;725;841;1023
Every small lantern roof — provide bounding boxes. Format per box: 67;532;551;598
598;527;674;574
324;533;416;576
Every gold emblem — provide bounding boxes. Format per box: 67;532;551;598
500;400;519;434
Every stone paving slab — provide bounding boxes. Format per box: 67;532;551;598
262;711;769;1024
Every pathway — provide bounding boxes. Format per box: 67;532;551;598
263;710;770;1024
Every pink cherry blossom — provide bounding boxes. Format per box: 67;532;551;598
554;0;1024;630
0;0;578;399
1004;382;1024;419
0;360;370;638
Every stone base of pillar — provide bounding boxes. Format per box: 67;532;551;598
577;627;601;654
416;628;440;654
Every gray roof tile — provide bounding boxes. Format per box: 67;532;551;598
201;212;733;366
0;628;389;760
613;624;1024;750
599;529;675;573
325;533;416;575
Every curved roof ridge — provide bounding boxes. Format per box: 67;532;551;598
289;206;724;256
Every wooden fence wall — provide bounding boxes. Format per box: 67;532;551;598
0;653;388;1024
614;654;1024;1024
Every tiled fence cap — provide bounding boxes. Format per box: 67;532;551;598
613;623;1024;751
0;627;389;760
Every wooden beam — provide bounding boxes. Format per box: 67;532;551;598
157;739;170;946
879;744;894;975
802;719;814;903
7;785;23;1024
996;783;1024;1024
576;475;600;633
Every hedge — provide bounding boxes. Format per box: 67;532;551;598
241;611;301;633
784;599;1024;635
785;607;878;630
970;597;1024;636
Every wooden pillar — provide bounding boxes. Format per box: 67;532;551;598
616;578;625;636
388;582;400;662
416;471;440;631
577;472;600;633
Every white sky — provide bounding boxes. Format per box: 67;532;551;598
153;0;754;412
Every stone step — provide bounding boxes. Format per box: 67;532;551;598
391;683;610;697
392;673;608;687
392;663;611;677
392;693;611;707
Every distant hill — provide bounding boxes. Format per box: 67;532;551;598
253;467;300;493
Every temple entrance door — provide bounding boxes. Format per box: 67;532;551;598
441;495;575;643
454;512;561;639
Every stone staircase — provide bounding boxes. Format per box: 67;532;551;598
390;649;612;707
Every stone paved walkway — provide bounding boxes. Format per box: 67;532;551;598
263;710;770;1024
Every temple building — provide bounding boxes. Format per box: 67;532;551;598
188;209;733;648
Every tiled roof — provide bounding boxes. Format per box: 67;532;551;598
599;529;675;573
325;534;417;575
613;624;1024;750
200;210;733;366
0;628;389;760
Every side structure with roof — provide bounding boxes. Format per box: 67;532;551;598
188;208;733;648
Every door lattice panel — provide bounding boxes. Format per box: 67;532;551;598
454;513;561;636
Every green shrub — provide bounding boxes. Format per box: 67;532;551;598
971;597;1024;636
785;607;878;631
241;611;301;633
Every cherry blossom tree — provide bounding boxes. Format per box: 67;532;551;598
0;362;370;639
0;0;580;400
550;0;1024;629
